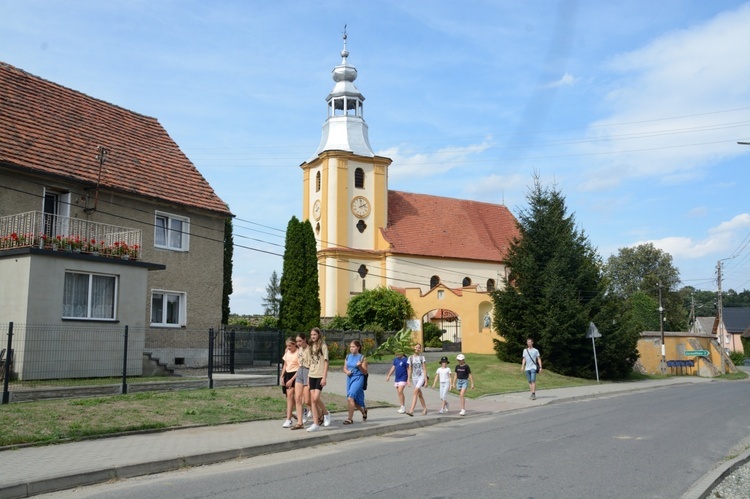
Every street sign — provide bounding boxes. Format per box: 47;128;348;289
685;350;709;356
586;322;602;339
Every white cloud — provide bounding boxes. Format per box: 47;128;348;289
635;213;750;259
545;72;577;88
379;137;494;180
576;3;750;184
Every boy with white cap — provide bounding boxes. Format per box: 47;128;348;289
432;356;452;414
452;354;474;416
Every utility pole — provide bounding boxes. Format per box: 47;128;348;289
658;282;666;374
717;260;726;374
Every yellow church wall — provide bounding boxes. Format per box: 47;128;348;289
636;334;722;376
401;284;498;354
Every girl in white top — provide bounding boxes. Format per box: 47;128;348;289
432;356;452;414
405;343;428;416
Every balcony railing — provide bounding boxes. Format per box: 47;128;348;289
0;211;141;259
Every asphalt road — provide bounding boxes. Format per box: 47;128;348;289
43;381;750;498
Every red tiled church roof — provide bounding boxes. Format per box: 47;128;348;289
382;190;519;262
0;62;230;215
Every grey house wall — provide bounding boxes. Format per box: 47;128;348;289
0;252;149;380
1;168;227;370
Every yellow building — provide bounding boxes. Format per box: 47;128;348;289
300;34;518;353
637;331;737;377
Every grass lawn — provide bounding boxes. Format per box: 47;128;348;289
0;354;704;448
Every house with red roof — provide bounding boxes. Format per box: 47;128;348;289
0;62;231;378
300;36;518;354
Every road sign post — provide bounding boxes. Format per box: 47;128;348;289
586;322;602;383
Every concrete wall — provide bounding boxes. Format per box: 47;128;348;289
637;333;723;376
0;251;149;379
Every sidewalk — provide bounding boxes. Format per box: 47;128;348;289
0;373;722;499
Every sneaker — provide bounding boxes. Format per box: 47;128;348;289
397;406;406;414
282;419;293;428
302;408;310;423
306;423;320;432
438;409;444;414
445;402;449;412
459;409;466;416
323;413;331;427
531;393;536;400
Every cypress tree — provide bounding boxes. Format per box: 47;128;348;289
278;217;320;332
221;216;233;325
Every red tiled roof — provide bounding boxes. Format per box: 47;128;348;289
382;190;518;262
0;62;230;215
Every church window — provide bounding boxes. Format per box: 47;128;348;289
462;277;472;287
356;220;367;233
316;171;321;192
354;168;364;188
430;275;440;288
487;279;496;292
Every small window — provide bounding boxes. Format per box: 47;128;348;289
487;279;496;292
63;271;117;320
155;212;190;251
151;290;186;327
438;290;444;299
316;171;321;192
430;275;440;288
354;168;365;189
462;277;472;287
356;219;367;233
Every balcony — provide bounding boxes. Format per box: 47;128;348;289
0;211;141;260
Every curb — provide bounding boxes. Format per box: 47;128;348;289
681;446;750;499
0;416;448;499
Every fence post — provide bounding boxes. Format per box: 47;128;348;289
229;329;236;375
2;322;13;404
276;330;282;385
121;325;129;395
208;328;214;389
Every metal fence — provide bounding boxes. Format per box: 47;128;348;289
0;322;283;404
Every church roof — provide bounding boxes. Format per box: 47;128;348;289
382;190;519;262
0;62;230;215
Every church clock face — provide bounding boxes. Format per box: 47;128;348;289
313;200;322;220
351;196;371;218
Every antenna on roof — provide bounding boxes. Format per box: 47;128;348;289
84;145;109;214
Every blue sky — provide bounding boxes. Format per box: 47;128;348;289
2;1;750;314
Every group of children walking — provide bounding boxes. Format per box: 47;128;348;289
386;344;475;416
281;334;542;428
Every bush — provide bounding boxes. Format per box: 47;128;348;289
423;322;443;345
729;351;745;367
327;315;353;330
327;341;347;360
425;336;443;348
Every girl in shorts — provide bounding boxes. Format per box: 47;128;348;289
291;332;311;430
406;343;428;416
452;354;474;416
385;349;409;413
280;338;299;428
306;327;331;432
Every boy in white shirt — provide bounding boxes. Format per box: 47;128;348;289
432;356;452;414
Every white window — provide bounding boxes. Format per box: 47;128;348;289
63;271;117;320
151;290;186;327
154;212;189;251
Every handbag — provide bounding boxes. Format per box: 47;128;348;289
363;373;368;390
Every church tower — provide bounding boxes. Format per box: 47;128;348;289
300;30;392;317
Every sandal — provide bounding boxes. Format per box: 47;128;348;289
422;409;428;415
362;408;368;421
343;419;353;425
290;424;304;430
405;412;413;417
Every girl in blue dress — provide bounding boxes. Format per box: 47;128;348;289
342;340;368;424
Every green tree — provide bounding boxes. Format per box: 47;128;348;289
346;286;414;332
492;176;633;378
222;217;233;324
262;270;281;317
278;217;320;332
679;286;716;319
604;243;686;330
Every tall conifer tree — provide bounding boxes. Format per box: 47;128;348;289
278;217;320;332
493;177;606;377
